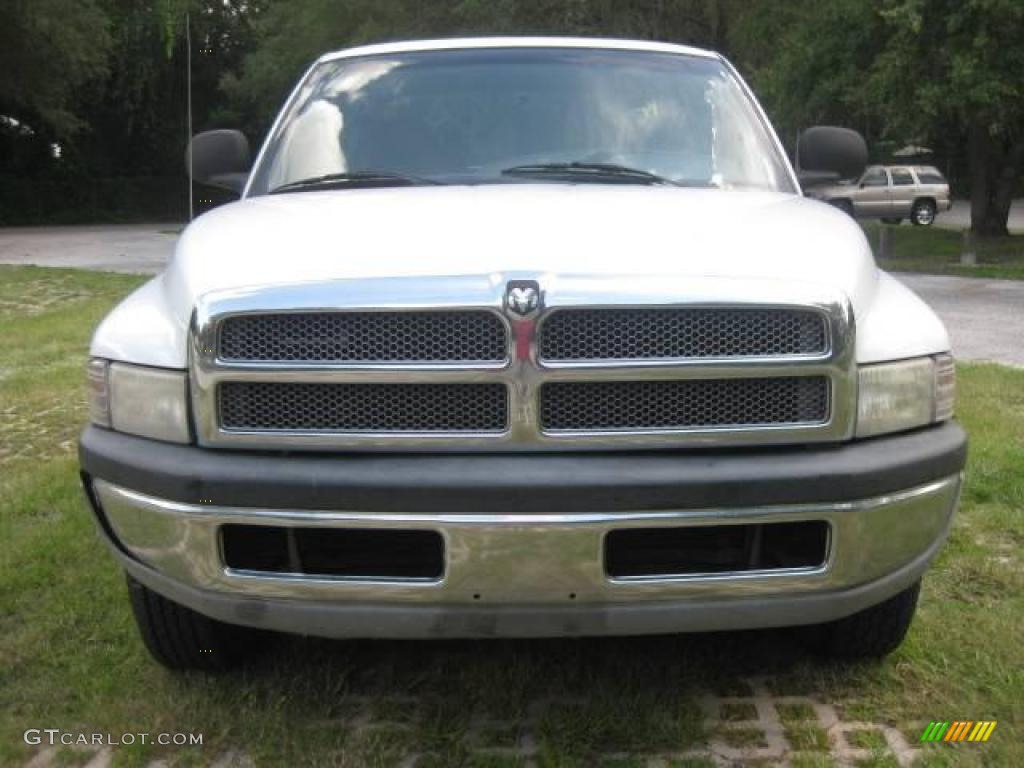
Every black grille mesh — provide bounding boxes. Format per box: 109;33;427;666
219;382;508;432
540;308;827;361
218;311;507;363
540;377;829;431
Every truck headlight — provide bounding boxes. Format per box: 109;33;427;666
87;359;190;444
856;354;955;438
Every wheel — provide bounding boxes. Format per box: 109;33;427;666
881;217;902;225
910;199;936;226
126;574;255;671
810;581;920;659
830;199;855;217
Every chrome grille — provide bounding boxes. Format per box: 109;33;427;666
540;308;827;361
219;382;508;433
192;277;855;450
218;311;507;363
540;377;829;432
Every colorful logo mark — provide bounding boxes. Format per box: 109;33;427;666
921;721;997;742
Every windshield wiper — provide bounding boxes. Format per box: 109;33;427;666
269;171;443;194
500;162;681;186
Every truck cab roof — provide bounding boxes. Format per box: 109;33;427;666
318;36;719;64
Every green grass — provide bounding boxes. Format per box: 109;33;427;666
1;265;1022;766
862;222;1024;279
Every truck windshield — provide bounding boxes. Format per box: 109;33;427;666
248;47;795;195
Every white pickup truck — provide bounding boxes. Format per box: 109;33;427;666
79;38;966;670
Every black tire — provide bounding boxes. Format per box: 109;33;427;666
127;574;253;671
910;199;937;226
881;217;902;225
810;581;921;659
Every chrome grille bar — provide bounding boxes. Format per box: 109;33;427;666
190;274;856;451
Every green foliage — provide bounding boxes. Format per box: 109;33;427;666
874;0;1024;128
732;1;881;134
221;0;745;136
0;0;112;137
3;0;1022;227
68;1;261;178
738;0;1024;235
1;0;264;202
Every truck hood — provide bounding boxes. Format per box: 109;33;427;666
170;184;874;293
93;184;949;366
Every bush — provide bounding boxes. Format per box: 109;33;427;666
0;175;191;225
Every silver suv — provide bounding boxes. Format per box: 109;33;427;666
807;165;952;226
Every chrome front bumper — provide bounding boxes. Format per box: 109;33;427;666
89;474;961;638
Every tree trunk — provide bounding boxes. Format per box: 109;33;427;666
968;120;1018;237
992;137;1024;234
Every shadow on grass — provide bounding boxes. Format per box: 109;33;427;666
186;627;859;760
238;624;824;698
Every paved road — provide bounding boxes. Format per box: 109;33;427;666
935;199;1023;234
895;273;1024;367
0;224;1021;366
0;223;178;274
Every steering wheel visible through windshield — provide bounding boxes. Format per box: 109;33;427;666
247;47;795;195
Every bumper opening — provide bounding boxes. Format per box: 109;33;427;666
221;524;445;580
605;521;829;578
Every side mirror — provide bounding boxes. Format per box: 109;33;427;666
796;126;868;187
185;129;251;195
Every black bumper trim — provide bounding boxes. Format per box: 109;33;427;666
79;422;967;514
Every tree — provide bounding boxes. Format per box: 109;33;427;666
0;0;111;137
871;0;1024;235
222;0;747;140
738;0;1024;236
69;0;263;178
0;0;111;175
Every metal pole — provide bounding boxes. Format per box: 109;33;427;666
186;12;193;221
878;223;891;261
961;229;977;266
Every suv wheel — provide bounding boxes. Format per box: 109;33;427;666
127;574;255;671
809;581;920;659
910;199;936;226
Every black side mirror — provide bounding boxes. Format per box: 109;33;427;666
796;126;868;187
185;130;251;195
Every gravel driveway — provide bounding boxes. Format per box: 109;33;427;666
0;224;177;274
0;224;1020;366
895;273;1024;367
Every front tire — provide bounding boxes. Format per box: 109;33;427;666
910;199;937;226
810;581;920;659
127;574;254;671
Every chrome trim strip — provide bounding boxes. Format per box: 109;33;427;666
190;274;856;451
94;474;960;604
